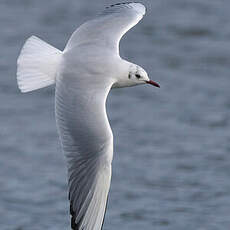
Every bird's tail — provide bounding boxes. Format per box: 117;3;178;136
17;36;62;93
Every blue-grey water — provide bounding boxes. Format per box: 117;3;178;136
1;0;230;229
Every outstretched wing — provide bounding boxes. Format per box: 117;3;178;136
65;2;146;55
55;75;114;230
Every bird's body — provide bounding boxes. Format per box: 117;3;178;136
17;2;160;230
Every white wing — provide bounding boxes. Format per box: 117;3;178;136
55;74;114;230
65;2;146;55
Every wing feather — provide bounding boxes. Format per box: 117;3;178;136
65;2;146;55
55;76;113;230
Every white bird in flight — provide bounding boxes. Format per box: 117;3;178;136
17;2;160;230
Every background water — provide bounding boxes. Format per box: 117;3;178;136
0;0;230;229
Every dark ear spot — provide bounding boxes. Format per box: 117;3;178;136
128;72;131;79
135;73;141;79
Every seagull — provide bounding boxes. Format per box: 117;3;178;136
16;2;160;230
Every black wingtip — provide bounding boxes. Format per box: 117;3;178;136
70;204;77;230
70;204;83;230
106;2;139;9
105;2;147;14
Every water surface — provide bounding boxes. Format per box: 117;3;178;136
0;0;230;229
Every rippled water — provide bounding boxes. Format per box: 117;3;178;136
1;0;230;229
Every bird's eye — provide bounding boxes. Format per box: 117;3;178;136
135;74;141;79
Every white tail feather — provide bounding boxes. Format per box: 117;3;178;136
17;36;62;93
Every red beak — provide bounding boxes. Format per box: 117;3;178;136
146;80;160;88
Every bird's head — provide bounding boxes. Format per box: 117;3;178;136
112;63;160;88
128;64;160;88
